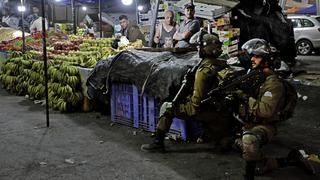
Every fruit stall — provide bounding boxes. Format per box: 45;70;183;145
0;27;143;112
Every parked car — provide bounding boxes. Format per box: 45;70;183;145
287;14;320;55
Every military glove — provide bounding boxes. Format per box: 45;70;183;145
235;90;249;103
159;102;174;118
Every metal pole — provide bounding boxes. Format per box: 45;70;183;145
148;0;160;47
135;0;139;25
99;0;102;38
317;0;320;15
51;3;54;26
71;0;76;34
41;0;50;127
21;0;26;53
279;0;286;12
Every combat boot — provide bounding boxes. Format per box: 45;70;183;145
244;161;256;180
232;137;243;152
287;149;320;174
141;130;166;153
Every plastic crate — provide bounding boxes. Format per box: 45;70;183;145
140;95;159;132
110;83;139;128
169;118;188;141
140;94;203;141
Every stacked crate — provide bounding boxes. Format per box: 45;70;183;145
217;28;240;57
211;15;240;57
110;83;203;141
110;83;139;128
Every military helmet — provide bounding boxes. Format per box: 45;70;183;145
242;38;280;69
241;38;271;56
201;33;222;58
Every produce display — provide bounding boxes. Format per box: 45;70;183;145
0;27;30;42
0;54;83;112
0;32;144;112
0;31;62;52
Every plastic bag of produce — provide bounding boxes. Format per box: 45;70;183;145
0;27;30;42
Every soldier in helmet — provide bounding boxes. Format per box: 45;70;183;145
237;38;317;179
141;33;234;152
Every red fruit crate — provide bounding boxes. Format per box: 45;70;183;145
110;83;139;128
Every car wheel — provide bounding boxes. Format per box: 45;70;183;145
296;40;313;55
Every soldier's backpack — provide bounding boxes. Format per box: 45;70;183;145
280;80;298;120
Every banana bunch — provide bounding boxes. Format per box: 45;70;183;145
48;90;56;108
31;61;44;72
16;81;28;94
48;82;61;92
2;62;19;76
50;70;63;82
48;66;58;79
68;92;83;106
29;50;42;57
29;71;44;84
84;57;96;68
22;53;33;60
20;59;33;68
10;51;23;58
66;75;79;88
48;95;67;112
15;75;29;94
55;98;67;112
66;66;79;76
22;69;32;77
27;84;45;100
57;84;73;97
0;74;17;90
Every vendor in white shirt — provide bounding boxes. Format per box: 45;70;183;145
1;6;20;29
29;17;49;33
28;6;49;33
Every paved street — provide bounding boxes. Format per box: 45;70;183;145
0;55;320;180
296;55;320;73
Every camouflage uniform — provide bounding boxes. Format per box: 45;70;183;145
241;73;285;162
141;33;232;152
239;38;318;178
157;57;232;141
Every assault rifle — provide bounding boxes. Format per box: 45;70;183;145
201;69;265;104
172;59;203;105
172;29;207;105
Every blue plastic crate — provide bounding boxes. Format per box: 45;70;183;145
140;95;159;132
169;118;188;141
110;83;139;128
140;94;203;141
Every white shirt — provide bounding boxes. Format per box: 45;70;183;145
29;17;48;33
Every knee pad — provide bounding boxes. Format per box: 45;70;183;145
159;102;173;118
242;131;262;161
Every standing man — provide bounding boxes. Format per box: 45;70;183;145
26;6;40;26
27;6;48;33
141;33;233;152
119;15;145;43
173;3;200;48
153;10;179;48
